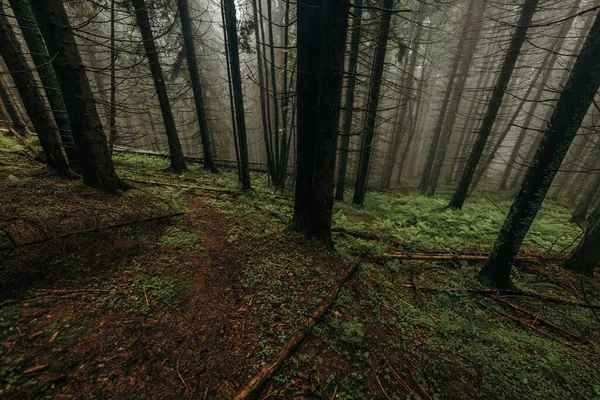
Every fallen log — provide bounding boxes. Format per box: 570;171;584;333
0;212;184;252
379;252;564;263
234;256;362;400
399;283;600;310
8;127;40;158
126;178;238;194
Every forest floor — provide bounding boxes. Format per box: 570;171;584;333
1;133;599;399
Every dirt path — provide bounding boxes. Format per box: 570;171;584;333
1;197;261;399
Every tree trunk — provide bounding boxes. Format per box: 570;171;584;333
381;2;427;190
109;0;117;152
31;0;127;192
352;0;394;205
177;0;217;172
335;0;363;201
550;131;588;200
222;0;251;188
307;0;349;246
8;0;78;168
0;75;29;136
291;0;322;229
0;7;69;175
131;0;186;173
570;152;600;223
479;11;600;288
449;0;538;209
563;215;600;277
426;0;486;196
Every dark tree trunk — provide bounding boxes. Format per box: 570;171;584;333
109;0;117;152
131;0;187;173
252;0;274;183
550;131;588;200
449;0;538;209
0;7;69;175
335;0;363;201
222;0;251;188
563;215;600;277
291;0;322;229
307;0;349;246
177;0;217;172
31;0;127;192
426;0;486;196
352;0;394;205
570;154;600;223
8;0;78;168
0;75;29;136
479;11;600;289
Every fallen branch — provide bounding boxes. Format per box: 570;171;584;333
492;296;581;341
379;252;564;263
399;283;600;310
127;178;238;194
0;212;184;252
234;256;362;400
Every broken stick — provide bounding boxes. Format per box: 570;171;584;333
234;256;362;400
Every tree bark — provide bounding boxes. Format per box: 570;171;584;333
31;0;127;192
563;215;600;277
335;0;363;201
131;0;187;173
291;0;322;230
222;0;251;188
0;7;69;175
479;11;600;289
177;0;217;172
307;0;349;246
449;0;539;209
352;0;394;205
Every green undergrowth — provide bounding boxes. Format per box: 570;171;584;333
2;139;598;399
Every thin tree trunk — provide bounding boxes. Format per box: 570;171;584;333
479;11;600;288
9;0;78;168
177;0;217;172
353;0;394;205
449;0;539;209
222;0;251;188
0;75;29;136
335;0;363;201
31;0;127;191
426;0;486;196
0;7;68;175
131;0;186;173
109;0;117;152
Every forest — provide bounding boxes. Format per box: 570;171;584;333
0;0;599;398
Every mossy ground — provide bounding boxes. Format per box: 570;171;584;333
1;135;598;399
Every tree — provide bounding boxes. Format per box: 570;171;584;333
8;0;79;169
563;214;600;277
222;0;251;189
335;0;364;201
353;0;394;205
0;75;29;136
448;0;539;209
0;7;69;175
291;0;349;246
31;0;128;192
479;11;600;289
177;0;218;172
419;0;484;196
131;0;187;173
